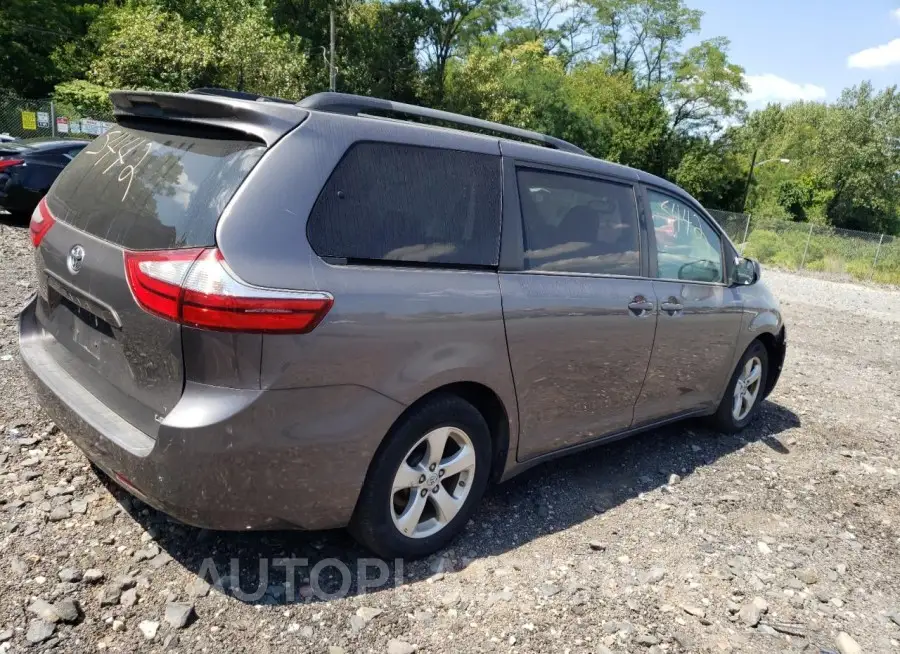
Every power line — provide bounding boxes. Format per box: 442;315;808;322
1;20;78;39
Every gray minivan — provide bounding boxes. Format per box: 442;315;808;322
19;90;785;558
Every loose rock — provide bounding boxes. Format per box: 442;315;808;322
835;632;862;654
25;619;55;644
164;602;194;629
386;639;417;654
138;620;159;640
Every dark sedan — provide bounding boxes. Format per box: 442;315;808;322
0;138;89;220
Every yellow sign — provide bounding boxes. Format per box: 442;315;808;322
21;111;37;130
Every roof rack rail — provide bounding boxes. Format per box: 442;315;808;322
188;87;296;105
297;92;588;156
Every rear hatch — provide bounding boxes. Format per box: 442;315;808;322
31;91;308;435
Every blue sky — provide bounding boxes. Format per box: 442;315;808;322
689;0;900;108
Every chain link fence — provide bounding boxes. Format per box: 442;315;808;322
1;91;114;141
709;209;900;286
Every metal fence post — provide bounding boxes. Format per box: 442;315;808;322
50;100;57;138
740;213;751;254
869;233;884;281
799;223;814;270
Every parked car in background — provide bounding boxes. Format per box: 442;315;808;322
18;91;786;559
0;133;17;143
0;138;89;219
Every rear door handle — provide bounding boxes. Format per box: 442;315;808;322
661;300;684;315
628;297;655;317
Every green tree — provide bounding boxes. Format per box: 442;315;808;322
89;5;215;91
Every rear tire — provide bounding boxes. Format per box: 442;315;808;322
711;340;768;434
349;394;492;559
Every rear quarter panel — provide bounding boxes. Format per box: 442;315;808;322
216;111;519;472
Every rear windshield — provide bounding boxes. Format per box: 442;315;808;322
47;125;265;249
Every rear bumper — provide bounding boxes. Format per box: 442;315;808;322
18;297;404;531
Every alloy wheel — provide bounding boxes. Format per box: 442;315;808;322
732;355;763;421
390;426;476;539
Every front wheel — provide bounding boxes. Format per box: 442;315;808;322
349;394;492;559
711;341;768;433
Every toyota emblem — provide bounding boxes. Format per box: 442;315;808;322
67;244;85;274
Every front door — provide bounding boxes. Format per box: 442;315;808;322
500;165;658;461
633;187;744;424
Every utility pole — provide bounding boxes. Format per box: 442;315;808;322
740;149;757;214
329;9;336;92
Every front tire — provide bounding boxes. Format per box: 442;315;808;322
349;394;492;559
711;341;768;433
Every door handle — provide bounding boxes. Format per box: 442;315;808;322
628;297;655;317
660;299;684;315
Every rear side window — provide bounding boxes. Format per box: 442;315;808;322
517;169;641;276
47;125;265;250
307;142;501;267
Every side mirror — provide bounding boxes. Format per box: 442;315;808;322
733;256;760;286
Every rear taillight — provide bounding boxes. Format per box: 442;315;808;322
29;198;56;247
0;158;23;172
124;248;333;334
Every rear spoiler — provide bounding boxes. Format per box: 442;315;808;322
109;91;308;147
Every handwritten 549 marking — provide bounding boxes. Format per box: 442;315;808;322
83;130;154;202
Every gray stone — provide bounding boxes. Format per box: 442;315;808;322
48;505;70;521
835;632;862;654
681;604;706;618
636;634;660;646
113;575;136;590
488;589;514;604
28;598;60;623
95;507;120;523
328;647;346;654
887;611;900;627
71;500;88;514
164;602;194;629
538;582;560;598
53;598;79;623
10;557;28;575
186;578;211;598
589;540;608;551
149;552;173;569
0;629;12;643
58;567;81;583
796;568;819;585
738;597;768;627
386;639;417;654
638;567;666;584
134;544;160;562
355;606;383;623
98;586;122;606
120;587;139;607
668;473;681;485
83;568;104;583
26;619;55;644
138;620;160;640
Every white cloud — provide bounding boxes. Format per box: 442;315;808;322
892;8;900;22
848;38;900;69
744;74;827;105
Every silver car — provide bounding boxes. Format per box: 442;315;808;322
19;90;786;559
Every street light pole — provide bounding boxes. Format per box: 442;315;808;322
740;153;791;213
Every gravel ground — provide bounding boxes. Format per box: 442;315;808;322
1;220;899;654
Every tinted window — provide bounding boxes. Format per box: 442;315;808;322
517;169;640;276
307;142;501;267
48;126;265;249
648;190;723;283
